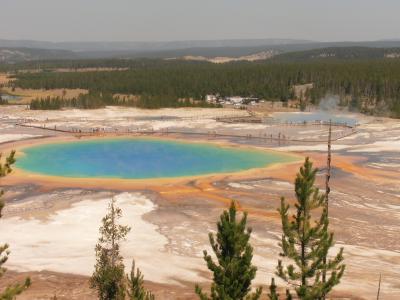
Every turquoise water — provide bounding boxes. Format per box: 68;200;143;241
16;138;294;179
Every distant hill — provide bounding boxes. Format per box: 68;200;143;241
175;50;279;64
1;38;400;63
95;46;282;60
0;38;313;52
0;39;312;62
272;47;400;61
0;47;77;63
265;40;400;53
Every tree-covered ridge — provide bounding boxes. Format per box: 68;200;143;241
12;59;400;116
272;47;400;61
0;58;208;72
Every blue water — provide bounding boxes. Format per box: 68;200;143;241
272;112;357;126
0;94;22;101
16;138;294;179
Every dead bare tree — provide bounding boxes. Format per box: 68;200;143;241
376;273;382;300
322;120;332;300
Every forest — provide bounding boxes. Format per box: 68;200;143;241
29;91;220;110
272;46;400;61
7;58;400;117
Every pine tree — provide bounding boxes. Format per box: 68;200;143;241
90;197;131;300
268;278;279;300
275;158;345;299
0;151;31;299
0;151;16;179
268;278;293;300
195;201;262;300
126;259;155;300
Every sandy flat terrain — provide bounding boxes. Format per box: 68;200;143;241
0;133;42;144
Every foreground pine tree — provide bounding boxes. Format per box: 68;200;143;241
90;197;131;300
273;158;345;299
126;259;155;300
267;278;279;300
195;201;262;300
0;151;31;299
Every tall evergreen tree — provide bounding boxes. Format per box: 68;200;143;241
267;278;293;300
195;201;262;300
0;151;31;299
267;278;279;300
126;259;155;300
274;158;345;299
90;197;131;300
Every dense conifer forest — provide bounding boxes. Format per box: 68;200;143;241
30;92;118;110
29;91;220;110
272;46;400;61
5;58;400;117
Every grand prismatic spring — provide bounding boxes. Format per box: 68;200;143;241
16;138;295;179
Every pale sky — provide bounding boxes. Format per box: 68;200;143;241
1;0;399;42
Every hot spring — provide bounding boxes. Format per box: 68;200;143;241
16;138;295;179
271;112;358;126
0;93;22;101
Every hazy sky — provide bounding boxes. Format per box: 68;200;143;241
1;0;399;42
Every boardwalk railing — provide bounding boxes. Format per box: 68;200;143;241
16;122;357;144
217;116;357;129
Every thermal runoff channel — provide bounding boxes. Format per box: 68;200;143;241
16;138;295;179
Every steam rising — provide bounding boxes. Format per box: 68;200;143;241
319;95;340;111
